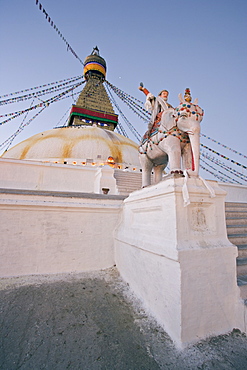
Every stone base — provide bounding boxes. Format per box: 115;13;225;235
115;177;240;348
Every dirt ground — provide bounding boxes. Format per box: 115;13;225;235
0;268;247;370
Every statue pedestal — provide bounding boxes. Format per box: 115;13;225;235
115;177;239;348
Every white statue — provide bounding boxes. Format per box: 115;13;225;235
138;86;204;187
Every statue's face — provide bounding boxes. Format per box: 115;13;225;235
160;91;168;100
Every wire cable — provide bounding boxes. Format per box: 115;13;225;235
35;1;84;65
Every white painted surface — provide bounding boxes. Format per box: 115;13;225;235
94;166;119;195
0;192;122;276
1;126;140;168
219;182;247;203
115;177;242;348
0;158;119;195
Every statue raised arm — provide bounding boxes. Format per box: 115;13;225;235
139;84;173;133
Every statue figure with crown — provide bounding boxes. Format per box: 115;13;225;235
138;85;204;187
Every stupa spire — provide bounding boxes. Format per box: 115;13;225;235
68;48;118;130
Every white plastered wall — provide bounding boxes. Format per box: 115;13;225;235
0;192;122;276
219;183;247;203
0;158;118;195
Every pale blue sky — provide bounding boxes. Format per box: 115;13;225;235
1;0;246;181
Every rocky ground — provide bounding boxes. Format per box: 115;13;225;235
0;268;247;370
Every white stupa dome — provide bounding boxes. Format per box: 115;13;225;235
1;126;140;168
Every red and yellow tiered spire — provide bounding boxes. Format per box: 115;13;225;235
68;47;118;130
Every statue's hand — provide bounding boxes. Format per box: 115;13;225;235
139;82;144;91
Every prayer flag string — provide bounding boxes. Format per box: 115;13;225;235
0;106;47;151
105;85;129;138
105;81;147;106
105;83;141;141
200;144;247;171
53;92;81;129
200;162;236;183
105;80;151;121
0;75;83;100
116;121;128;137
35;1;84;66
0;80;85;125
200;132;247;160
200;157;242;184
201;151;247;180
53;106;72;129
0;76;83;106
201;151;247;183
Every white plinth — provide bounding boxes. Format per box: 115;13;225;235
115;177;240;348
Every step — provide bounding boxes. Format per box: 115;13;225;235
237;275;247;299
117;184;141;188
117;188;140;195
225;206;247;213
116;184;139;189
226;217;247;226
114;172;143;195
117;187;141;194
226;203;247;285
227;225;247;234
225;209;247;218
228;234;247;246
115;171;142;180
116;182;141;188
115;182;141;187
226;212;247;218
117;182;142;188
116;182;142;188
115;177;142;182
237;245;247;258
237;257;247;266
115;173;142;179
237;257;247;284
237;264;247;276
225;202;247;210
238;274;247;286
239;285;247;300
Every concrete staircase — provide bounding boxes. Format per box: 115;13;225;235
114;170;143;195
225;202;247;300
